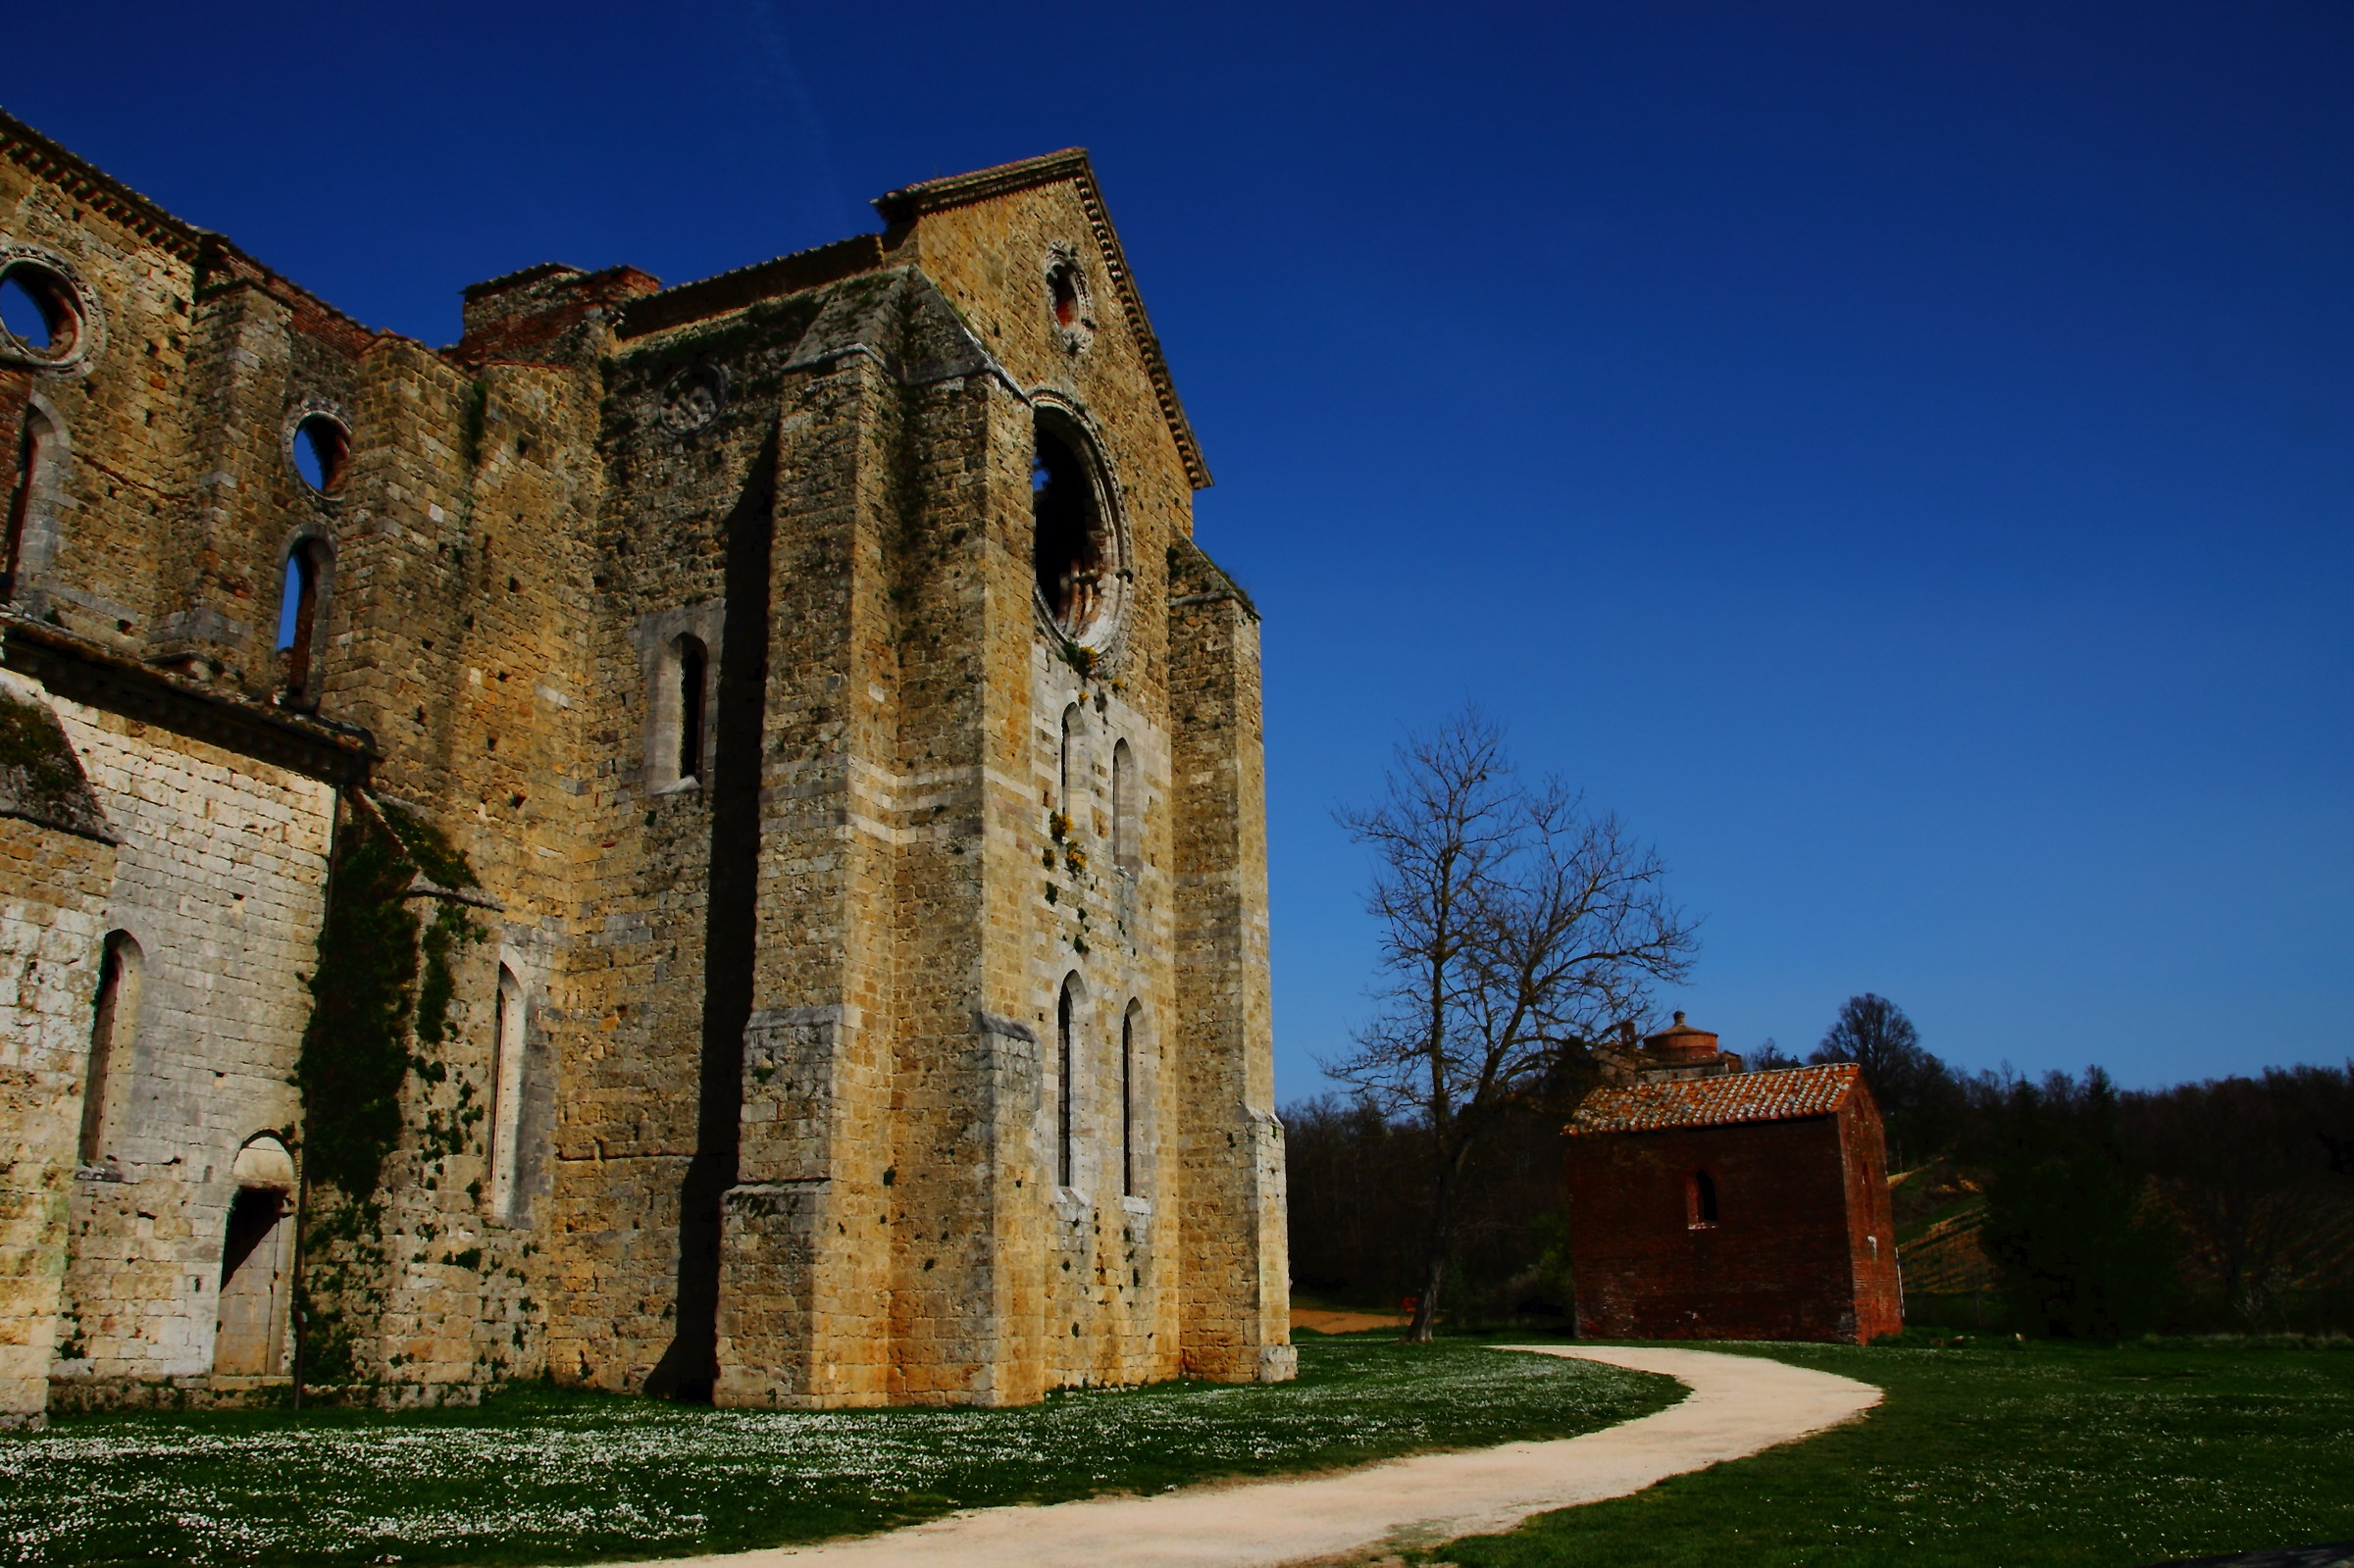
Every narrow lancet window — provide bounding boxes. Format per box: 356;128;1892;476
1058;704;1080;817
278;540;326;700
677;636;708;784
1111;738;1137;873
1120;1004;1137;1197
78;933;139;1164
488;966;526;1221
1057;977;1077;1189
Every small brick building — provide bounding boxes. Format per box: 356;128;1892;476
1564;1019;1902;1343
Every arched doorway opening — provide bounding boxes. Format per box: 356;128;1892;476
215;1135;295;1376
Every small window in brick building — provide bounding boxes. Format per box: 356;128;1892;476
290;413;350;495
5;405;54;598
1059;704;1081;815
1687;1169;1719;1229
677;635;708;784
0;263;80;361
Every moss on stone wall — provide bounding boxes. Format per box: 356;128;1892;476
379;798;479;890
0;689;113;840
294;792;487;1388
296;809;422;1199
0;695;83;797
413;901;478;1048
296;795;484;1196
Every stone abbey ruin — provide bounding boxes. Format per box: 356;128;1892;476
0;110;1290;1424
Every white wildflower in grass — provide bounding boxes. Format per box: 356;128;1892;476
0;1339;1670;1568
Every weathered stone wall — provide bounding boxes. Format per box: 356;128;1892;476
1168;543;1293;1384
0;698;116;1423
0;138;203;657
44;696;333;1391
1;110;1288;1417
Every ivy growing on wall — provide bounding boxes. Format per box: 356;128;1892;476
293;793;483;1388
296;804;425;1199
380;798;480;893
296;794;483;1195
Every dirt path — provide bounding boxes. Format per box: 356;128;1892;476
596;1345;1880;1568
1289;1309;1412;1334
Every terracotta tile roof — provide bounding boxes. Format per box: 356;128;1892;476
1566;1063;1862;1136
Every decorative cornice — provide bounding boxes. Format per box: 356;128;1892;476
876;151;1213;491
0;615;377;785
873;151;1098;223
0;106;204;262
1;108;399;359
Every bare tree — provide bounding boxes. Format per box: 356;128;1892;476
1810;993;1960;1167
1328;708;1697;1341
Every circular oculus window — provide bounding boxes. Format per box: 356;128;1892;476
0;253;97;371
286;409;353;496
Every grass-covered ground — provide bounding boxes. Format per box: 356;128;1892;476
1426;1335;2354;1568
0;1338;1673;1568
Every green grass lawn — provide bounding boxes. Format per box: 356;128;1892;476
0;1338;1672;1568
1426;1336;2354;1568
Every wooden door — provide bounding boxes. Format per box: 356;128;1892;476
214;1189;285;1376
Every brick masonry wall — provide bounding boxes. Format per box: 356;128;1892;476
1837;1094;1905;1340
1564;1107;1902;1342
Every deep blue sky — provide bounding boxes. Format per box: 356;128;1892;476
11;2;2349;1094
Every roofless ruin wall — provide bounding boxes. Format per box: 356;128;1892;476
0;111;1289;1422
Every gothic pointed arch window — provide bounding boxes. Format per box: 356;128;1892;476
1030;405;1124;650
1059;703;1082;817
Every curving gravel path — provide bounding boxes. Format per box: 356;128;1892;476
597;1344;1881;1568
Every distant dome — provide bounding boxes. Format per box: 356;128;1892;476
1645;1011;1721;1064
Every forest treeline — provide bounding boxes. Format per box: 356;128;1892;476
1284;997;2354;1337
